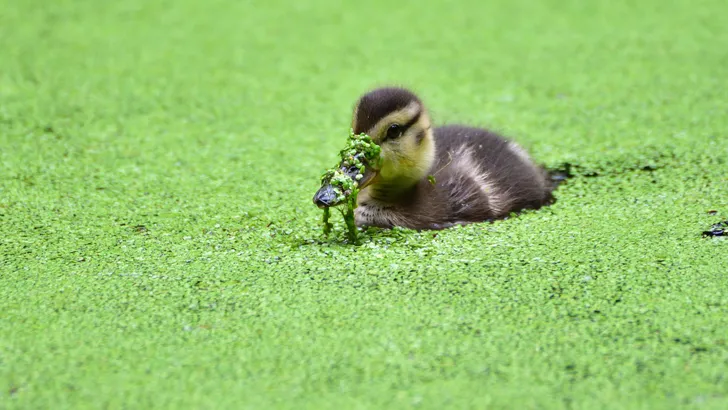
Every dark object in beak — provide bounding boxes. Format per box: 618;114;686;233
313;184;339;208
313;154;378;209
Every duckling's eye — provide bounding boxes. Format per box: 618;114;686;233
385;124;402;140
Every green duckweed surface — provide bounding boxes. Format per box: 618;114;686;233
1;0;727;408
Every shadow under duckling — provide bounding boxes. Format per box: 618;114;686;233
314;87;556;230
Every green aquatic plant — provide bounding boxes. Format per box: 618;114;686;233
318;130;382;243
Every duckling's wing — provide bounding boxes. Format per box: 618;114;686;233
432;125;553;220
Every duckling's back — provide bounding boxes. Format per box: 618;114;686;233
429;125;553;225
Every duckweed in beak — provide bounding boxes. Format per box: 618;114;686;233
315;130;382;244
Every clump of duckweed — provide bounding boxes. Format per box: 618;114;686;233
319;130;382;244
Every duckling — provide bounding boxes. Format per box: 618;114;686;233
313;87;555;230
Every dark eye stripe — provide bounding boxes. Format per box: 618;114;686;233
401;110;422;133
381;109;423;142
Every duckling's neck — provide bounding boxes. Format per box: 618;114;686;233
366;178;420;204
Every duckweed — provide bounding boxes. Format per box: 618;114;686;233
319;130;382;243
1;0;728;409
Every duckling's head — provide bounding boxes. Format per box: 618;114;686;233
352;87;435;191
314;87;435;208
314;87;436;208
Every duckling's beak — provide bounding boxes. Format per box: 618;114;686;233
313;160;379;209
356;167;377;190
